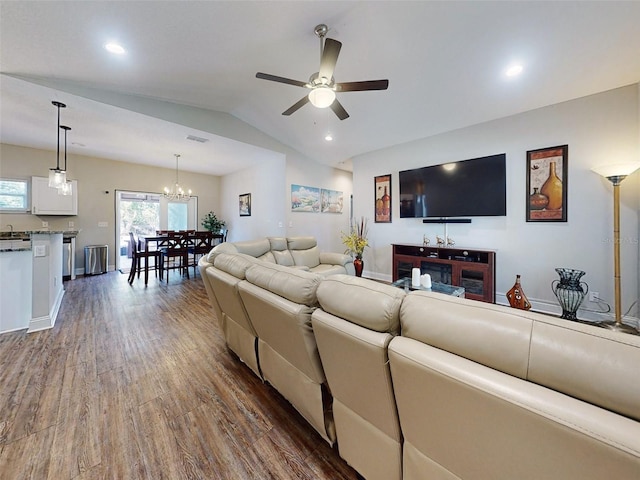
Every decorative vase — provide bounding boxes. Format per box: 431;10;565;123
354;257;364;277
506;274;532;310
375;187;384;218
551;268;588;320
381;186;390;217
529;187;549;210
540;161;563;210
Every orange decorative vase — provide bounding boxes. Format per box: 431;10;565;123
529;187;549;210
540;161;563;210
506;275;532;310
354;257;364;277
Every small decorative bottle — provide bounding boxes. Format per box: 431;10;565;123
506;275;532;310
540;161;562;210
381;186;390;217
375;187;383;217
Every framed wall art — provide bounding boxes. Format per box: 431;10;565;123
374;174;392;223
239;193;251;216
526;145;568;222
320;188;344;213
291;184;320;213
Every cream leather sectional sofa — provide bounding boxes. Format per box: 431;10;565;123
199;240;640;480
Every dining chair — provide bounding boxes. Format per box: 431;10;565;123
127;232;161;285
158;231;190;282
188;231;215;276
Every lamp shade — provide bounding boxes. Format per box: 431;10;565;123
308;86;336;108
49;169;66;188
592;162;640;179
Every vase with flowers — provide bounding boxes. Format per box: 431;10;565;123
341;217;369;277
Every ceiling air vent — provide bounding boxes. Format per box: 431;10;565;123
186;135;209;143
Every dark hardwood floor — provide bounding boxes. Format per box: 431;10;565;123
0;271;358;479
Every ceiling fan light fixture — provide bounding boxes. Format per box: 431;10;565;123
308;86;336;108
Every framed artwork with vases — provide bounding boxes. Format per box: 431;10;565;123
526;145;568;222
374;174;392;223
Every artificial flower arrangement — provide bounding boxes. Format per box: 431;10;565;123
341;216;369;259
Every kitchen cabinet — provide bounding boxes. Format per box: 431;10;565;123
392;244;496;303
31;176;78;215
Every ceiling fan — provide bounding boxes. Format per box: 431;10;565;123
256;24;389;120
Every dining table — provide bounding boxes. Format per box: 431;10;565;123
139;231;224;285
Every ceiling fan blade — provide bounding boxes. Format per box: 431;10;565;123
256;72;309;88
335;79;389;92
330;99;349;121
319;38;342;82
282;96;310;116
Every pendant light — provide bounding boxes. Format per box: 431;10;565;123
163;154;192;201
58;125;73;196
49;101;67;188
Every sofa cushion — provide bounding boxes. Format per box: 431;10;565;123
266;237;294;266
528;317;640;422
400;291;533;379
245;262;320;306
287;236;317;250
231;238;272;258
309;264;349;277
205;241;238;263
268;237;288;251
317;275;404;333
212;252;259;279
288;236;320;268
400;291;640;422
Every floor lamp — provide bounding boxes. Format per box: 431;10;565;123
592;163;640;335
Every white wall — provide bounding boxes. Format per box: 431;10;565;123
353;85;640;324
220;154;287;241
285;153;353;253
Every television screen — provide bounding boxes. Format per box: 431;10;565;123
399;153;507;218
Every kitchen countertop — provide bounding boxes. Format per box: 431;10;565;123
0;230;79;252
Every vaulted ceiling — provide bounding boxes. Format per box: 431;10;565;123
1;1;640;175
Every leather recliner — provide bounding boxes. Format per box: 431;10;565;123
312;275;406;480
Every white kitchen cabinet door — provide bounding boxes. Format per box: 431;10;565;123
31;176;78;215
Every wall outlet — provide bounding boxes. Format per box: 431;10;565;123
98;221;108;228
589;291;599;302
68;221;74;228
41;221;48;228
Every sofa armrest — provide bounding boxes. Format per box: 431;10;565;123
319;252;352;267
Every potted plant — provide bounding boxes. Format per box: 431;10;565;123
341;217;368;277
201;211;226;233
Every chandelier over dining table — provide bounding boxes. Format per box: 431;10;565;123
163;153;192;201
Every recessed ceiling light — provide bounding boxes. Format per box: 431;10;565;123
505;64;523;77
325;133;333;141
104;43;126;55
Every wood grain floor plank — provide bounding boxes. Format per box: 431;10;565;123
47;361;101;479
0;272;357;479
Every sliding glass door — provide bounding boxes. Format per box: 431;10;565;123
115;190;198;271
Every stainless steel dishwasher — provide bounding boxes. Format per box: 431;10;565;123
63;236;76;280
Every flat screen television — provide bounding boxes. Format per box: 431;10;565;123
399;153;507;218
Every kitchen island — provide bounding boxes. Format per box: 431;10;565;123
0;230;78;334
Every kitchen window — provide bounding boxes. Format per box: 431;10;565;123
0;178;29;212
